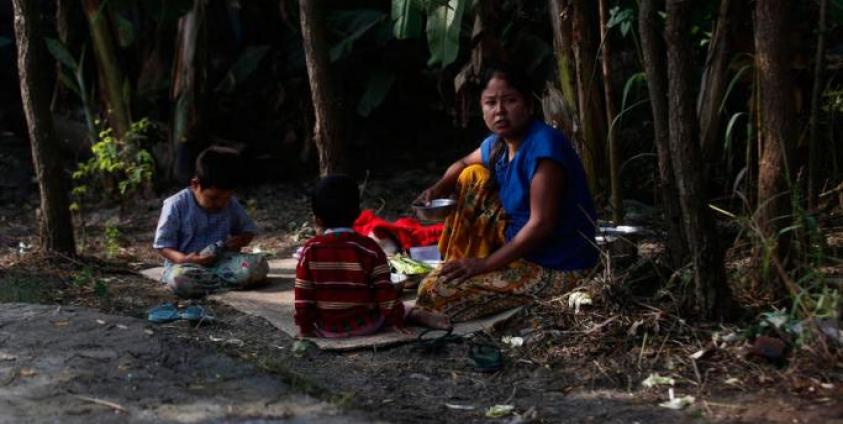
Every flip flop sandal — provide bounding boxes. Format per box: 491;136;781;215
469;342;503;373
415;327;462;354
147;303;180;323
180;305;215;323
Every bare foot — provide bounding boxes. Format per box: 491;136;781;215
407;307;451;330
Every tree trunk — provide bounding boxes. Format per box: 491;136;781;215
13;0;77;255
456;0;504;127
755;0;795;295
547;0;578;138
83;0;131;137
808;0;828;205
639;0;687;268
171;0;208;183
665;0;731;318
598;0;622;225
698;0;734;165
299;0;344;176
570;0;606;192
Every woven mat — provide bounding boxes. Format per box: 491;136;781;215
140;258;521;351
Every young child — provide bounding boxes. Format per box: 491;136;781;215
153;146;268;298
294;175;405;338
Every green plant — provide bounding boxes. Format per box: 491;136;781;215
93;279;110;299
0;274;46;303
71;117;156;212
71;266;110;300
72;266;97;288
607;5;636;38
712;183;840;341
104;225;122;258
44;39;97;141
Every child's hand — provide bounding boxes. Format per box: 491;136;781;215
182;252;216;266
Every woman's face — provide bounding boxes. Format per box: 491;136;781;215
481;76;532;140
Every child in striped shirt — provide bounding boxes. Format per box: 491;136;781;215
294;175;405;338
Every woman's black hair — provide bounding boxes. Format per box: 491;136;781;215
480;63;535;192
311;175;361;229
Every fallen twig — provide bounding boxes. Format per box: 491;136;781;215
72;394;127;413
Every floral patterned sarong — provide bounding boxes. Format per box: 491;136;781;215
415;164;586;322
161;252;269;298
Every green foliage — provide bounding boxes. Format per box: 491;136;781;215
425;0;466;68
94;279;110;299
829;0;843;25
113;13;135;48
44;39;96;140
104;225;122;258
392;0;423;39
71;267;110;299
714;183;839;344
0;274;46;303
607;5;636;37
71;118;155;210
72;266;97;288
824;89;843;114
216;46;271;93
358;68;397;117
329;10;386;63
45;37;78;69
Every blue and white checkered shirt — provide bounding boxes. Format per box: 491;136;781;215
153;188;256;258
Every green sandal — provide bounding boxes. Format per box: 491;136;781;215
469;342;503;372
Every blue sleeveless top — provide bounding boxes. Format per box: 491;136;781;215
480;120;597;271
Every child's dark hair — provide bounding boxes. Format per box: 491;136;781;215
195;146;242;190
480;63;535;191
312;175;360;229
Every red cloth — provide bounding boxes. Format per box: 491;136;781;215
352;209;443;250
294;232;404;336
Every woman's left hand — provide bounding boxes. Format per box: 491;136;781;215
439;258;487;283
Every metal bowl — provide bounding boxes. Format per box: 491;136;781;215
413;198;457;221
390;273;408;293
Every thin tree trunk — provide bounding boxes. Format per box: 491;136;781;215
698;0;734;164
548;0;579;138
639;0;687;268
83;0;130;137
665;0;731;318
299;0;344;175
13;0;77;255
571;0;606;192
808;0;828;206
598;0;622;225
171;0;208;183
755;0;795;295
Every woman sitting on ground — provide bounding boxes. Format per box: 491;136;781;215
413;65;598;327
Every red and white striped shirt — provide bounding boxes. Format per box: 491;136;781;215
295;231;404;336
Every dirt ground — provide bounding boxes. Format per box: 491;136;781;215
1;173;842;423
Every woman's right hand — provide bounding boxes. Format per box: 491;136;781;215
414;184;448;206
